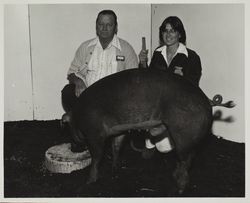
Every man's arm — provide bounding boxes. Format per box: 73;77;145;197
67;42;88;97
120;39;139;69
67;73;87;97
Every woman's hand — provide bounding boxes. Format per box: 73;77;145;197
139;49;148;68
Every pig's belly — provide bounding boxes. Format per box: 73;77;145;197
106;120;163;135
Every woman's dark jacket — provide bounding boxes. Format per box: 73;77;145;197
148;47;202;86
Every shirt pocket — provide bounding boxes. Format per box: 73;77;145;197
110;58;118;73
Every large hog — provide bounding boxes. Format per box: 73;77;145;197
67;68;233;194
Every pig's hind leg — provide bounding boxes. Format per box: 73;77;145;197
173;150;195;194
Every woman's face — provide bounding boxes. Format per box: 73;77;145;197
162;23;181;47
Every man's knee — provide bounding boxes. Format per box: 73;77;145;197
62;84;75;97
61;84;77;112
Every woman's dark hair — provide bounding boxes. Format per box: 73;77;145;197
159;16;186;46
96;10;118;26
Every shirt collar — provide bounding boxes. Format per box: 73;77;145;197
177;43;188;57
156;43;188;57
87;34;121;51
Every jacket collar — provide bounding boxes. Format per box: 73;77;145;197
156;43;188;57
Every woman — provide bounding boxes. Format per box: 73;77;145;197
139;16;202;158
140;16;202;86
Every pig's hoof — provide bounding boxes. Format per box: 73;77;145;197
178;189;184;195
71;143;86;153
86;177;97;185
111;165;121;180
61;112;72;124
112;174;119;180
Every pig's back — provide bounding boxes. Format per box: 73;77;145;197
76;68;211;124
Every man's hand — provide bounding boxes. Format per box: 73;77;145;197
67;73;87;97
75;78;86;97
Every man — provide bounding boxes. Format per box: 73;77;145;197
61;10;138;151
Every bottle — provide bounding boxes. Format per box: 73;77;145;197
140;37;148;68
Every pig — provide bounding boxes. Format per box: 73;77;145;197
66;68;234;194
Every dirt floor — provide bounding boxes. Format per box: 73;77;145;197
4;120;245;197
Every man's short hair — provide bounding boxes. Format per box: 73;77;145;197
96;10;118;26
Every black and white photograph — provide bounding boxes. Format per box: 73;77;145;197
0;1;249;202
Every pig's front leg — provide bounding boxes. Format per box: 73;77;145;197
111;134;126;177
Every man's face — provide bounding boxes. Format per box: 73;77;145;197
96;14;117;41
